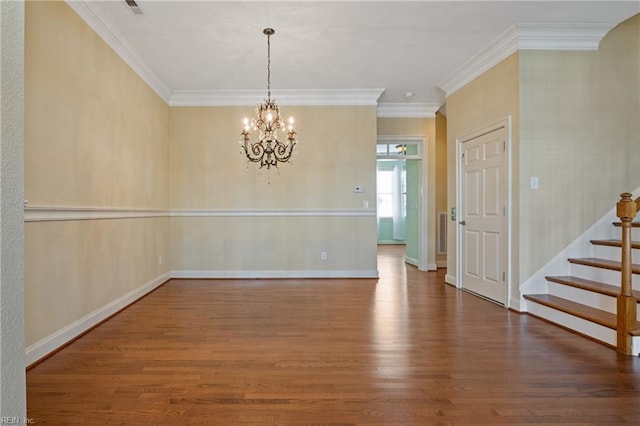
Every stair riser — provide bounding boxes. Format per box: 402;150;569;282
548;282;640;320
615;227;640;240
592;245;640;263
570;264;640;290
526;301;616;346
548;282;614;313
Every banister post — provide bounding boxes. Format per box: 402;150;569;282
616;192;637;354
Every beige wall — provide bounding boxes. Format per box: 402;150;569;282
518;14;640;280
446;14;640;300
24;2;170;347
435;112;448;266
446;53;520;286
23;2;379;355
377;117;438;268
169;106;378;275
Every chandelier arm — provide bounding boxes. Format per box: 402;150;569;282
272;139;296;163
241;136;266;164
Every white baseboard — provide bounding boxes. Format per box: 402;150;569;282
171;270;380;279
436;260;447;268
427;263;437;271
25;272;170;367
510;296;524;312
404;256;419;267
445;274;457;286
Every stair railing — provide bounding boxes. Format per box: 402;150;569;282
615;192;639;354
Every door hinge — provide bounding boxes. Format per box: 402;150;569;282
461;152;465;162
503;271;506;281
502;206;506;216
503;140;506;151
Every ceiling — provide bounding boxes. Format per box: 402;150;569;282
71;1;640;112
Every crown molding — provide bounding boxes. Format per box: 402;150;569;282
438;22;617;97
65;0;171;102
377;103;440;118
438;24;519;97
169;89;385;106
517;23;615;51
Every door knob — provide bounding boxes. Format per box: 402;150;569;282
459;220;466;225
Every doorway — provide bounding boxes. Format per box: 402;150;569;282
376;138;426;269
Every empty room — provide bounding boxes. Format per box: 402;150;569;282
1;0;639;424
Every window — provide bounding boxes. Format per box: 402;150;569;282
377;161;406;220
376;141;421;159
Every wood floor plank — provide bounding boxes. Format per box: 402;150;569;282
27;246;640;424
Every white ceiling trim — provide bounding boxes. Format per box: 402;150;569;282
66;0;171;103
65;1;382;108
169;89;385;106
517;23;615;50
438;22;617;97
377;103;440;118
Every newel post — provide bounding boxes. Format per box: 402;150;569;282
616;193;637;354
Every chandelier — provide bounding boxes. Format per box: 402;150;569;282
240;28;297;170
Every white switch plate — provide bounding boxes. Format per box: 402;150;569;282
530;176;539;190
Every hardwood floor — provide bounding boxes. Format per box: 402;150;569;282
27;245;640;424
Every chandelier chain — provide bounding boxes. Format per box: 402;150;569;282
266;32;271;101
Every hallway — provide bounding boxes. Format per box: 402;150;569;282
26;246;640;424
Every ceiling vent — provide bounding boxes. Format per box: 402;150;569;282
125;0;143;15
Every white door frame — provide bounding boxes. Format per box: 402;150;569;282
377;135;429;271
455;118;513;307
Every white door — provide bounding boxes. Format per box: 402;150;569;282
460;126;507;304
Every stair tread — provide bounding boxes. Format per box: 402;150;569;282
590;239;640;249
613;222;640;227
524;294;618;328
568;257;640;274
545;275;640;301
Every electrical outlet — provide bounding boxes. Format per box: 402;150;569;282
321;251;328;261
158;255;163;265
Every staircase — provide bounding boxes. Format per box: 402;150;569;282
524;194;640;355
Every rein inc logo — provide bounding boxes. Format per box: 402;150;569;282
1;418;34;425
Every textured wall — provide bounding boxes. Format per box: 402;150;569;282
446;14;640;297
169;105;378;276
435;112;448;266
446;53;520;286
0;0;26;418
518;14;640;280
24;2;170;349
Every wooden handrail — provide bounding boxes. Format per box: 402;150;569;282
615;192;638;354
